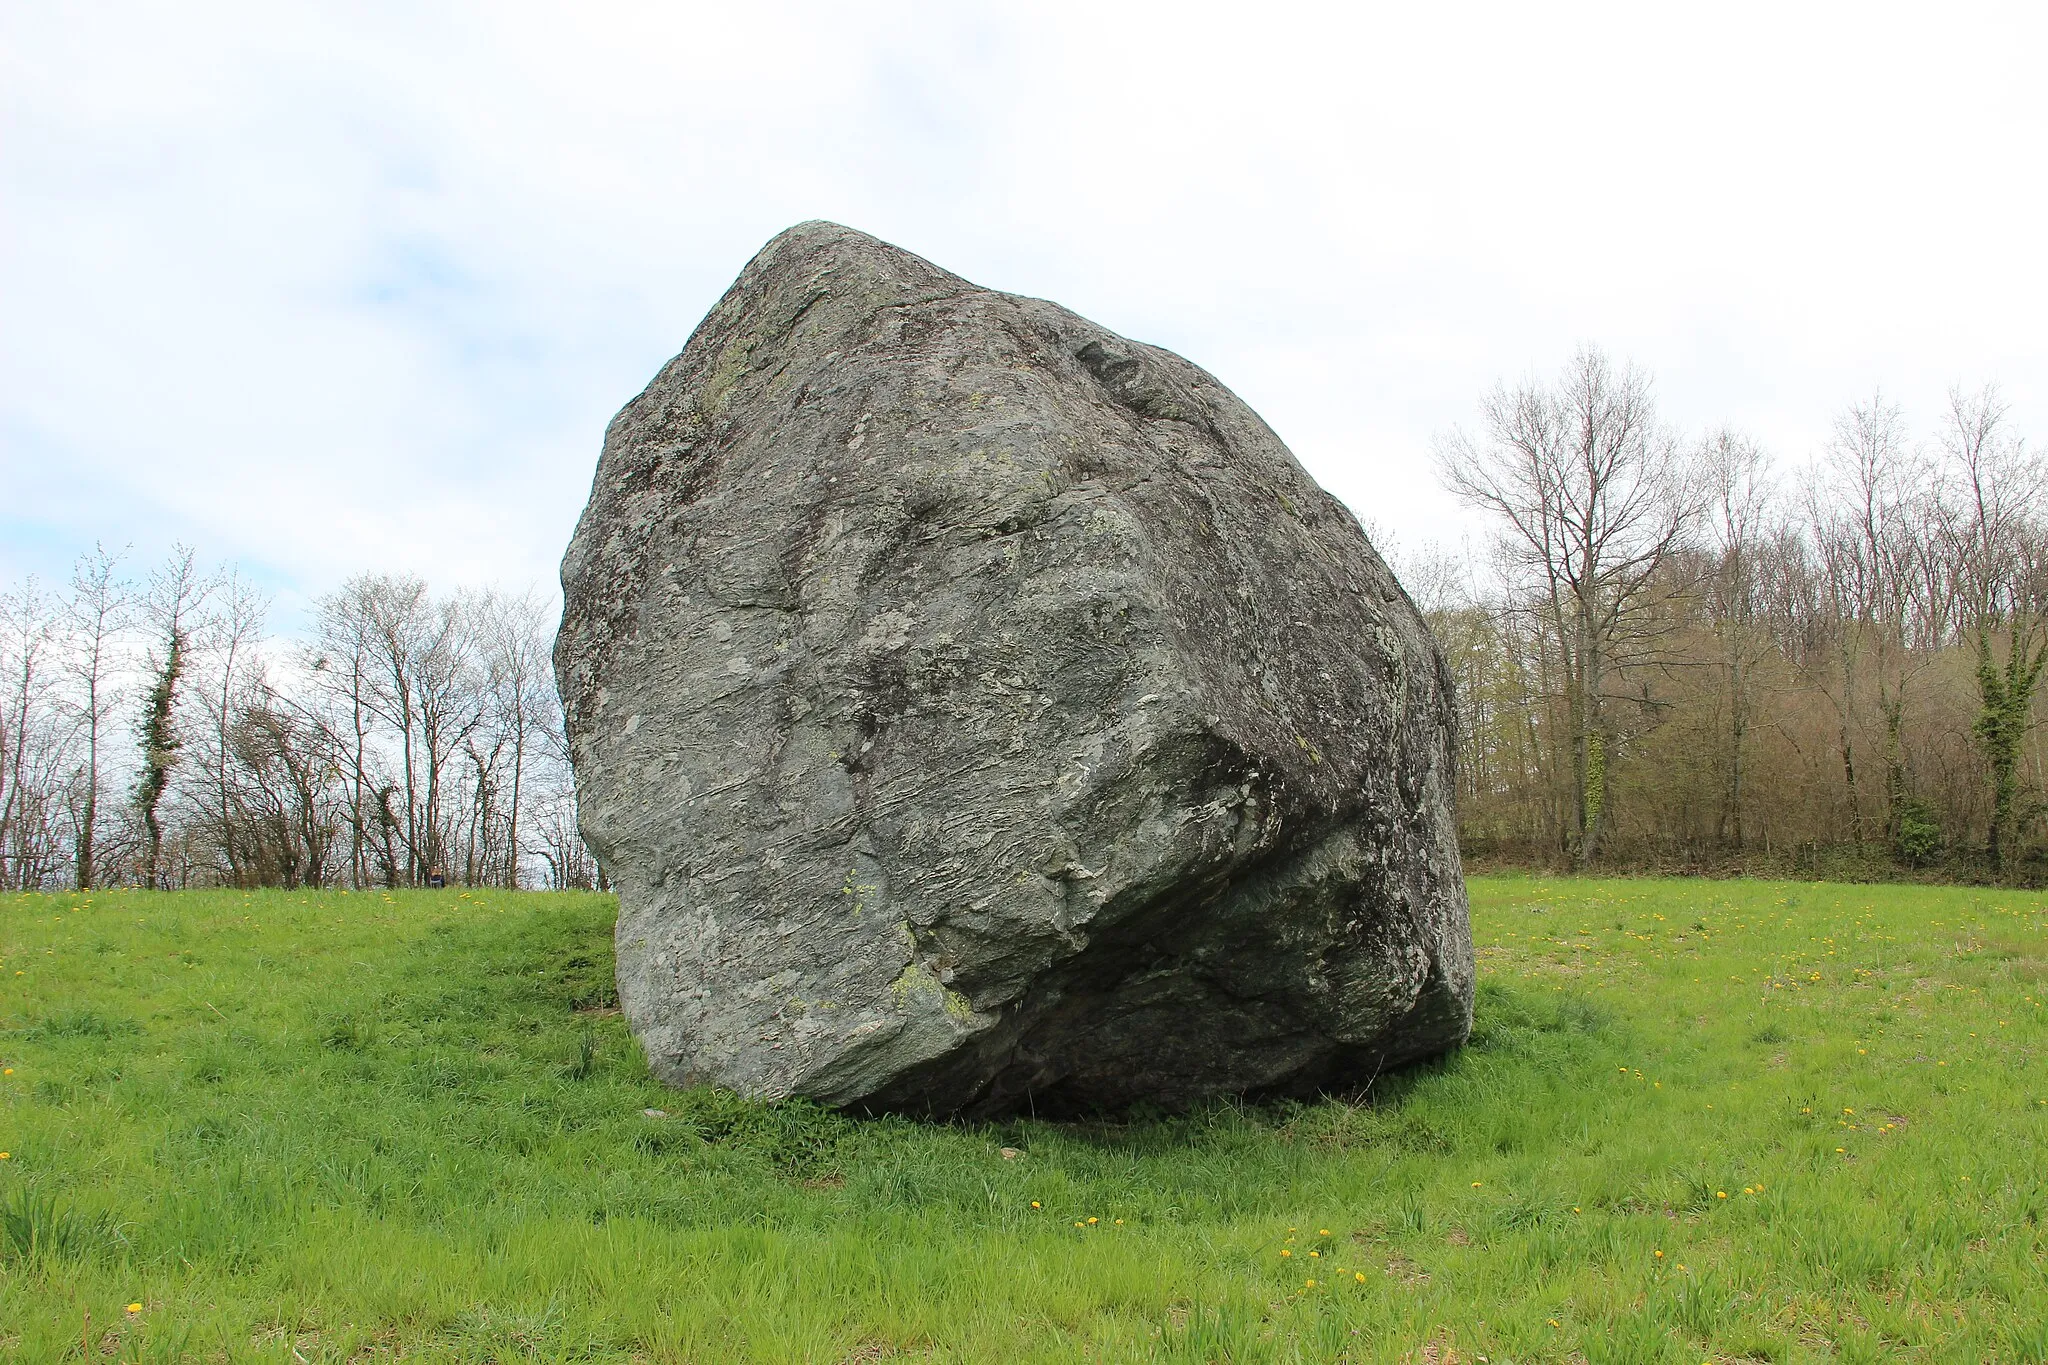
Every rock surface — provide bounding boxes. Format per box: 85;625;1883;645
556;222;1473;1116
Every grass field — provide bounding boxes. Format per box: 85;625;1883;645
2;877;2044;1363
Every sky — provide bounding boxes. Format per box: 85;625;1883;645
5;1;2044;630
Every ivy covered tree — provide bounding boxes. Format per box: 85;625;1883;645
1943;388;2048;871
135;546;205;888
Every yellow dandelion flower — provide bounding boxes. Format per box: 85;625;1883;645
1280;1249;1292;1258
1654;1250;1664;1259
1716;1191;1727;1199
126;1303;143;1314
1087;1217;1098;1224
1355;1272;1366;1282
1030;1201;1040;1208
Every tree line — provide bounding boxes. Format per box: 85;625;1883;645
7;351;2042;891
1422;348;2047;881
0;550;596;892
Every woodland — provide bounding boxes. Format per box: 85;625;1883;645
1420;350;2045;882
0;559;590;893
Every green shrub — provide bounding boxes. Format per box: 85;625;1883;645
1893;797;1944;867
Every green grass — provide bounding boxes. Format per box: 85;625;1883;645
2;878;2045;1363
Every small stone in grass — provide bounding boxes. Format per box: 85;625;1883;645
643;1108;668;1119
1000;1147;1022;1160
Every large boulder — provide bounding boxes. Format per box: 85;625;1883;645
556;222;1472;1116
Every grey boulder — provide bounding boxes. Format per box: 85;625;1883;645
556;222;1472;1116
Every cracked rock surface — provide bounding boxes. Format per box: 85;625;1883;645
556;222;1472;1116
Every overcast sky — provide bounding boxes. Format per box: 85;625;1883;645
5;1;2043;628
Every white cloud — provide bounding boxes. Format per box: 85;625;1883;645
5;0;2043;624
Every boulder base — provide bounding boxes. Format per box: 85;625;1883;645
556;222;1472;1116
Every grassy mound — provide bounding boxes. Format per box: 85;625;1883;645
2;878;2044;1362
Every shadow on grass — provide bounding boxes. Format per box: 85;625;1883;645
386;899;1628;1180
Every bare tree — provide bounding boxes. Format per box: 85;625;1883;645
1806;393;1929;847
330;574;432;883
330;575;491;885
226;681;341;887
477;589;552;887
310;582;382;888
1435;346;1703;864
527;648;597;890
1940;386;2048;871
63;545;130;889
193;569;271;885
0;578;67;889
1699;428;1775;849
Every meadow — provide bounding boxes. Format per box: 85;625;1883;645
1;876;2043;1363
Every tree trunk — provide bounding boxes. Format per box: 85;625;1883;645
1837;642;1862;846
76;667;99;890
1880;687;1907;851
